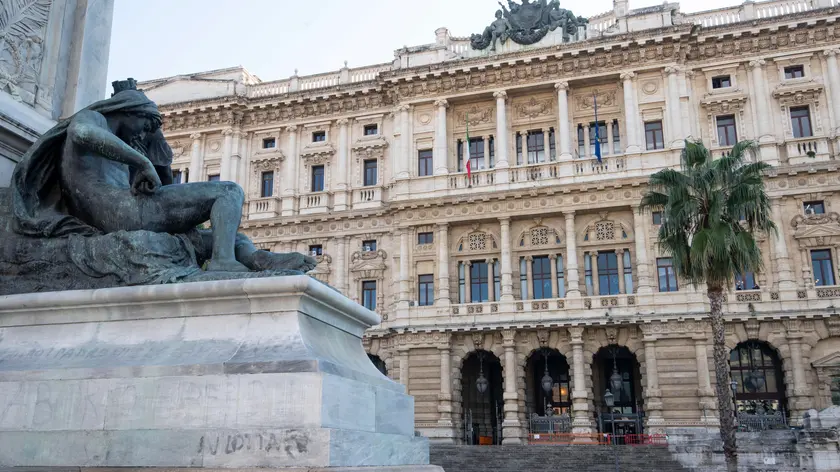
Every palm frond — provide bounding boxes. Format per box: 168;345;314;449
0;0;50;38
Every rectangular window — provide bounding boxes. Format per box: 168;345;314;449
556;255;566;298
308;245;323;256
711;75;731;89
311;165;325;192
362;280;377;311
418;274;434;306
652;211;663;225
784;65;805;79
459;262;466;303
418;149;433;177
623;250;633;294
469;137;485;170
208;174;220;182
172;170;183;184
470;261;489;303
418;232;434;244
645;121;664;150
261;171;274;197
493;262;501;302
597;251;620;296
657;257;678;292
790;106;813;138
362;240;377;252
363;159;378;186
532;256;552;299
312;131;326;142
577;125;585;158
363;124;378;136
735;271;758;291
520;257;529;300
262;137;276;149
812;249;836;286
805;201;826;215
716;115;738;147
589;121;608;157
527;131;545;164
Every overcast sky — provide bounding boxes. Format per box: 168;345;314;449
107;0;739;85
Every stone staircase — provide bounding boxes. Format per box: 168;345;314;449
430;444;690;472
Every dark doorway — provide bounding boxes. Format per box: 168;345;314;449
525;349;572;416
461;350;504;445
593;345;644;437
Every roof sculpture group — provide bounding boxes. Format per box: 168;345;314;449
471;0;589;51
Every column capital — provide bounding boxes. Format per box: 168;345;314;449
337;118;350;126
499;216;511;224
493;90;508;100
568;326;585;341
434;99;449;108
485;258;496;264
190;132;202;140
664;65;680;75
549;254;558;261
563;210;576;218
501;329;517;346
285;125;299;133
436;222;449;229
396;104;411;113
617;248;625;255
554;81;569;91
464;260;473;267
824;48;840;57
748;59;767;69
620;71;636;81
221;127;234;136
524;255;534;262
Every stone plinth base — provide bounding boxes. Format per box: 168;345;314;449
0;277;434;470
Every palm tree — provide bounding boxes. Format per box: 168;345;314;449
640;139;775;472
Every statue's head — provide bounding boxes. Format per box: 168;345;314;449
105;79;163;150
495;9;503;18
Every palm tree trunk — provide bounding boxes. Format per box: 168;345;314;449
708;285;738;472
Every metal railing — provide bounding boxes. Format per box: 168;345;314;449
737;407;789;432
529;413;572;435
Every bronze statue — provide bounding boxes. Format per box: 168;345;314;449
0;78;316;295
470;0;588;50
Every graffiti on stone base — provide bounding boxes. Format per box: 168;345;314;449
198;430;309;458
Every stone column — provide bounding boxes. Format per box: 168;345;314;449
583;125;591;158
434;99;449;175
499;217;514;301
189;133;203;182
541;128;549;162
621;72;641;153
524;256;534;300
437;223;451;306
643;337;664;428
483;136;491;169
229;130;243;184
220;128;234;181
569;327;592;432
282;125;299;216
464;261;473;303
398;347;410;390
632;204;654;293
399;229;410;304
501;329;523;444
564;212;581;297
334;118;350;211
591;252;600;296
749;59;774;143
549;254;559;298
335;236;348;295
555;82;572;160
616;248;626;294
397;105;412;180
487;259;496;302
494;91;510;169
606;120;614;156
824;49;840;135
664;66;683;148
772;199;796;291
694;336;716;419
437;344;453;428
785;320;810;424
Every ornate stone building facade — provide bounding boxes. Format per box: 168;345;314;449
141;0;840;445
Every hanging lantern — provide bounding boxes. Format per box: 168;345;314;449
609;368;623;399
541;350;553;394
476;352;489;394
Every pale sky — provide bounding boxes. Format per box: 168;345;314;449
107;0;739;85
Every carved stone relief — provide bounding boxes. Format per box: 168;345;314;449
0;0;50;106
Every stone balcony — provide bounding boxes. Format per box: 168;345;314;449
786;136;832;165
248;196;281;219
353;185;384;209
300;191;331;215
387;286;840;329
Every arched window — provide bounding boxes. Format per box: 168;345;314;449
730;341;786;414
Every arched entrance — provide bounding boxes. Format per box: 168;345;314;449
592;345;643;437
461;350;504;445
730;341;787;415
368;353;387;376
525;349;572;416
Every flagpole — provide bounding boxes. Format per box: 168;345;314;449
466;112;472;188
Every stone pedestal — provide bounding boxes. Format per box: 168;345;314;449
0;276;440;472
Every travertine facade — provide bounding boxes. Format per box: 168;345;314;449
141;0;840;444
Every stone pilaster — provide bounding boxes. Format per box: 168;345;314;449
632;204;654;294
524;255;534;300
784;319;811;424
824;49;840;136
499;217;514;301
616;248;626;294
555;82;572;160
642;333;665;431
694;336;718;424
494;91;510;182
771;198;797;293
549;254;559;298
334;118;350;211
664;66;684;148
396;104;412;180
220;128;234;181
564;212;581;297
437;334;454;432
398;229;410;305
569;326;592;433
335;236;348;295
398;346;410;390
188;132;203;183
621;72;641;153
281;125;299;216
434;99;449;176
501;329;523;444
436;223;451;306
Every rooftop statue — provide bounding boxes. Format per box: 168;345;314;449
470;0;589;51
0;78;316;295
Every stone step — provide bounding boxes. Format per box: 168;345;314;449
430;444;690;472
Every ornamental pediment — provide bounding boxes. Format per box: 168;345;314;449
351;249;388;272
454;104;495;130
812;351;840;368
352;137;389;154
792;212;840;242
700;90;748;111
300;142;336;160
772;80;823;102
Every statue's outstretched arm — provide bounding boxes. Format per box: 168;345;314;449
68;111;155;173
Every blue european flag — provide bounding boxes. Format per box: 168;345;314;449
593;93;602;163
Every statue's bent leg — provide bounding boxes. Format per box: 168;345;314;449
194;230;317;273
